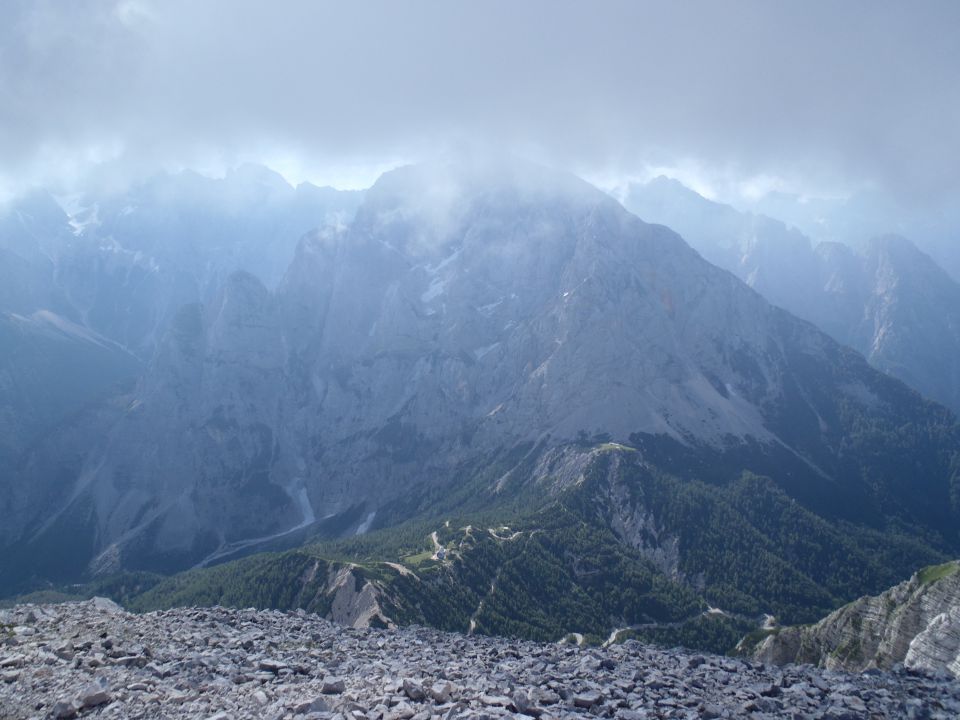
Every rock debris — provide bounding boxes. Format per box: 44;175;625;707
1;599;958;719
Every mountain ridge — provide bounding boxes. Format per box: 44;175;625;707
2;161;958;655
624;176;960;415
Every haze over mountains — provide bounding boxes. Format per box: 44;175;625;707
738;188;960;285
625;177;960;415
5;5;960;714
0;166;360;472
1;160;958;658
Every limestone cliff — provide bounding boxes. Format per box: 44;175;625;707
750;561;960;677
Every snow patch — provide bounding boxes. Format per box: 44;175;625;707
477;298;504;316
473;342;500;360
421;276;449;303
425;247;462;275
68;204;101;236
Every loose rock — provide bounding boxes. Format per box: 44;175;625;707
0;599;956;719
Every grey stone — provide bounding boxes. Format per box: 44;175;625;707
51;701;78;719
402;678;425;702
1;600;957;720
77;682;111;709
258;658;288;673
293;697;329;715
700;702;723;718
321;676;346;694
573;690;603;708
429;681;454;703
479;693;511;707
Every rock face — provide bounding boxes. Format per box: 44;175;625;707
1;599;958;719
324;565;392;629
3;159;960;590
0;169;360;578
751;562;960;678
624;177;960;415
0;165;362;359
0;310;140;474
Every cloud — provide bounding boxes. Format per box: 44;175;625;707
1;0;959;205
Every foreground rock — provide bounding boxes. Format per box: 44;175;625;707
1;599;958;719
751;561;960;678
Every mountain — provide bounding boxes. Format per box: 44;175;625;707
119;448;953;652
3;160;958;651
0;193;82;321
0;166;363;358
0;310;141;471
748;561;960;678
744;188;960;284
623;177;960;415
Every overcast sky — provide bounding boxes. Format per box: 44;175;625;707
1;0;959;205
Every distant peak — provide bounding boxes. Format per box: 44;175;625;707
226;163;292;191
6;188;69;222
866;233;918;253
647;175;692;190
364;157;613;214
627;176;719;210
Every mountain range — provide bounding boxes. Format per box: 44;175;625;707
625;177;960;415
1;160;958;652
0;165;361;358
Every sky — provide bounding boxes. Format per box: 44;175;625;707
1;0;959;207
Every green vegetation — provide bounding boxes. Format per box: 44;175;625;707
0;590;84;609
112;444;952;652
831;634;865;664
131;552;338;615
402;550;436;568
917;561;959;585
736;627;780;655
0;571;165;610
623;614;755;656
119;496;709;644
9;424;958;656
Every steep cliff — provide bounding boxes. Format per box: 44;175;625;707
750;561;960;678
